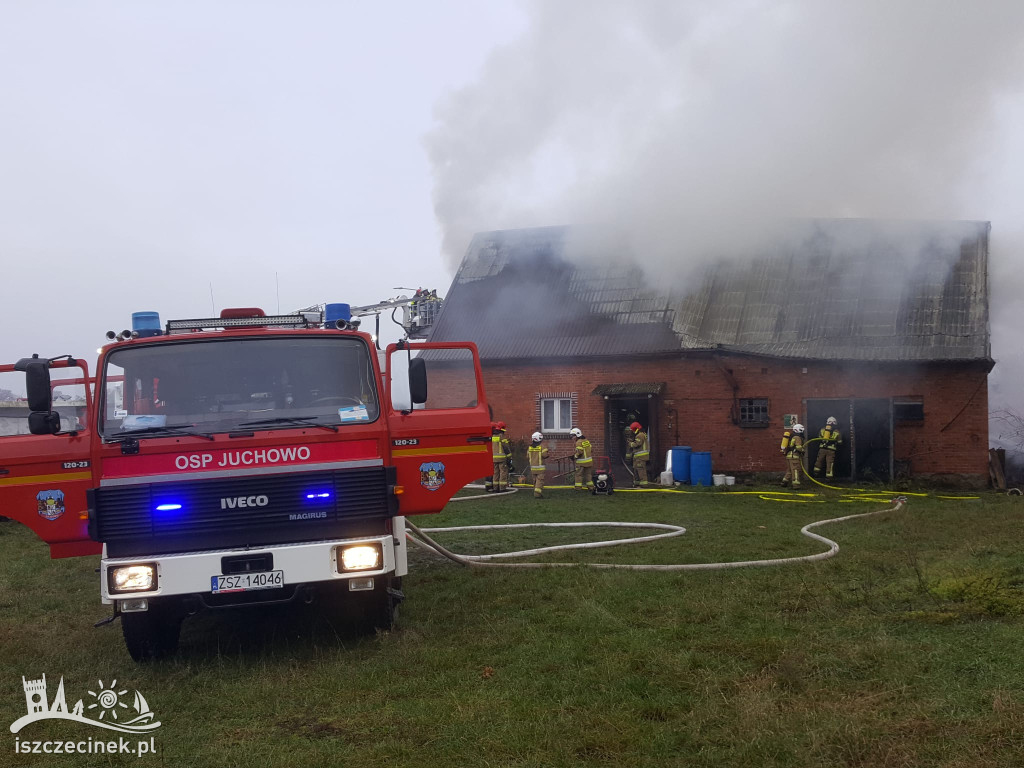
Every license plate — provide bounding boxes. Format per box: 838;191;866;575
211;570;284;593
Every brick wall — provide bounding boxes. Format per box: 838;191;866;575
473;354;990;482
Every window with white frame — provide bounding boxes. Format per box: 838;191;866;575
540;396;574;433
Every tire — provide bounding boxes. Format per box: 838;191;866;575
355;576;402;633
121;600;183;662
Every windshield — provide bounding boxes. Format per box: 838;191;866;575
100;336;379;438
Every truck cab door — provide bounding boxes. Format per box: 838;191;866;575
384;342;492;514
0;359;100;558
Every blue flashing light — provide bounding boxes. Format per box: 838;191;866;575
324;303;351;325
305;491;332;500
132;311;162;338
155;503;182;511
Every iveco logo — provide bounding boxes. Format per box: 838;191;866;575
220;495;269;510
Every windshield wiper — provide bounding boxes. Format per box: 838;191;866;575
237;416;338;433
106;425;215;442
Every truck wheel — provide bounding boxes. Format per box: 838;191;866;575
121;602;182;662
357;576;402;633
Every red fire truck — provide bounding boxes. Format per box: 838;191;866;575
0;307;492;660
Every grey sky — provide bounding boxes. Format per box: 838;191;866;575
0;0;525;369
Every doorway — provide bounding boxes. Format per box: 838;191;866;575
852;398;892;483
603;396;657;486
805;397;892;483
805;399;852;480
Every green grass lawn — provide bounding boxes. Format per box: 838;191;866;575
2;486;1023;767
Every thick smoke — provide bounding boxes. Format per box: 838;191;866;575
426;0;1024;407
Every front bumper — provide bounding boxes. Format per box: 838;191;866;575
101;519;407;605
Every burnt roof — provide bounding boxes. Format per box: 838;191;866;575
429;219;991;363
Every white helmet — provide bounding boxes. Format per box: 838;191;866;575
792;423;805;434
826;416;837;426
531;431;543;442
569;427;582;438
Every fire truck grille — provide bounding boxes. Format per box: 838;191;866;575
90;466;395;558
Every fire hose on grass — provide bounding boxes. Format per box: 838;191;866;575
407;496;908;571
797;438;978;500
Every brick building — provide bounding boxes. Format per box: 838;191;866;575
426;220;992;487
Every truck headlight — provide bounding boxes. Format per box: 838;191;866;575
109;564;157;593
338;544;381;572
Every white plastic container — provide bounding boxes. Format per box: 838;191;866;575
725;476;736;486
712;474;726;486
660;471;674;486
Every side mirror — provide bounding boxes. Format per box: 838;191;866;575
22;360;53;413
16;357;62;434
409;358;427;405
29;410;61;435
389;352;412;412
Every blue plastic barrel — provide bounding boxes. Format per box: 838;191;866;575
671;446;692;483
690;451;713;486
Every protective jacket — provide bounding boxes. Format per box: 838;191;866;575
574;436;593;466
492;432;511;462
527;442;548;471
781;430;804;456
628;429;650;459
818;427;842;451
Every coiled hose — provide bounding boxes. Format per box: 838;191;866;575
407;497;907;571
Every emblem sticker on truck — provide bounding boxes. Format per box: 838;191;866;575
36;490;65;521
419;462;445;491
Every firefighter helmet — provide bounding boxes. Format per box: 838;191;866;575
569;427;582;438
826;416;838;426
497;421;507;431
629;421;642;432
792;423;805;434
531;431;543;442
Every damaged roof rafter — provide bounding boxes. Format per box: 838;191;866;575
432;220;990;364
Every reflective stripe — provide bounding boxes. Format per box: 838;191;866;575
393;445;486;457
0;471;91;487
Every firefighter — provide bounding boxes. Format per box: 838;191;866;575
781;422;805;488
627;421;650;487
491;421;512;492
813;416;843;479
569;427;593;490
527;431;549;499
